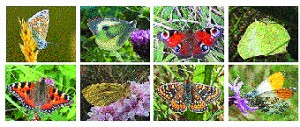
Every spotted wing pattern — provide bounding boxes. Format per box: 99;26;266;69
28;10;50;50
156;82;221;113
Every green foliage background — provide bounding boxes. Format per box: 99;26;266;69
229;6;298;62
154;65;224;121
229;65;298;121
80;6;150;62
6;6;76;62
5;65;76;121
154;6;224;62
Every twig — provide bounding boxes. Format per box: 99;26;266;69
170;19;202;25
153;22;174;30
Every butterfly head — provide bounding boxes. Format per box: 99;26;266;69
88;18;137;51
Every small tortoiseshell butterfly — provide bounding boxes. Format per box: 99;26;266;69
81;82;130;107
157;28;222;59
7;77;73;113
156;82;221;113
245;72;297;114
28;10;50;50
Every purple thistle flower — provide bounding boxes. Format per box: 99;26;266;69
87;81;150;121
130;29;150;59
229;76;258;115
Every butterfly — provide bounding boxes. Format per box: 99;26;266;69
81;82;130;107
7;77;73;113
157;28;222;59
156;82;221;113
28;10;50;50
245;72;297;114
87;18;137;51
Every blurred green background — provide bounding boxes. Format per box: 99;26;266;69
153;6;224;62
229;65;298;121
6;6;76;62
229;6;298;62
80;6;150;62
154;65;224;121
5;65;76;121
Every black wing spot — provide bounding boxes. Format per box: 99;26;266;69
26;90;30;95
20;82;26;88
52;88;56;93
102;26;109;31
51;95;55;100
57;90;62;97
28;83;32;88
64;95;68;100
13;84;18;89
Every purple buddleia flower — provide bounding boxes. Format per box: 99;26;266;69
130;29;150;59
229;76;258;115
87;81;150;121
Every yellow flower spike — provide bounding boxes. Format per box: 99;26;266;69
19;18;38;62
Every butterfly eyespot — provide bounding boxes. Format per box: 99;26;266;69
173;43;182;53
210;28;221;37
159;31;170;40
200;43;210;54
102;26;109;31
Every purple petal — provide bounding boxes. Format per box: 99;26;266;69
105;113;113;121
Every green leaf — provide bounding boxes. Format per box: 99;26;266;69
238;21;290;59
57;65;76;79
67;107;76;120
154;41;165;62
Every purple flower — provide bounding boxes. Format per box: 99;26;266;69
39;77;54;86
229;76;258;115
87;81;150;121
130;29;150;59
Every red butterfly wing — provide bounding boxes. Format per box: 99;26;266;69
195;30;214;46
8;82;36;109
164;31;185;48
41;87;73;113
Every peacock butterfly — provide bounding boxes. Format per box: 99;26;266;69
157;28;222;59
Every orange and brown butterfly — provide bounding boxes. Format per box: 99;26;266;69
245;72;297;114
81;82;130;107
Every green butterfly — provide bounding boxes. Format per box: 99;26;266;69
88;18;137;51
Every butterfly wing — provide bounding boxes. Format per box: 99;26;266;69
40;86;73;113
158;29;220;59
157;83;187;112
28;10;49;41
189;84;221;113
247;72;285;98
248;88;296;114
7;82;36;110
87;18;136;51
81;83;130;107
